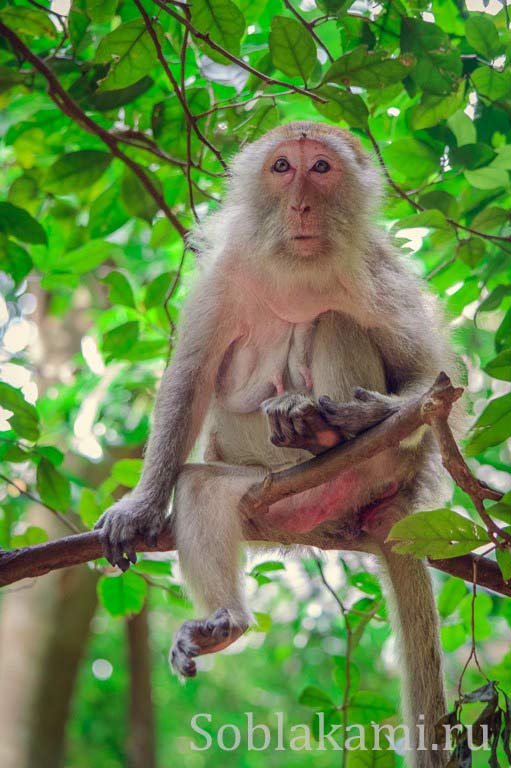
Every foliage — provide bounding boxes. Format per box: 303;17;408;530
0;0;510;765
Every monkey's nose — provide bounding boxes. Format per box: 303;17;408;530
291;203;311;213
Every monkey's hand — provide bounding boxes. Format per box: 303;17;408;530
262;392;344;455
95;494;166;571
318;387;399;437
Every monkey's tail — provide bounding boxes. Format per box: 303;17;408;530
378;547;448;768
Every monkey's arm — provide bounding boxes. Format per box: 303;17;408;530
95;273;237;568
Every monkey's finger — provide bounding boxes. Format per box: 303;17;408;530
318;395;341;412
117;556;131;573
123;543;137;565
352;387;374;401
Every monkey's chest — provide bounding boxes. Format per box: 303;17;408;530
215;321;317;413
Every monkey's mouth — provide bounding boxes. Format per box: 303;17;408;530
292;235;319;240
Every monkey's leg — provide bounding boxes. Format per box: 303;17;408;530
170;463;262;677
363;505;447;768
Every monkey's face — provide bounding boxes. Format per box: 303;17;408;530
263;138;343;258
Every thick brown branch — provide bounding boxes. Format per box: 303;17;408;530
1;529;510;596
1;374;510;597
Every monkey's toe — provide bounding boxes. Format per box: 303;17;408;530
169;609;248;677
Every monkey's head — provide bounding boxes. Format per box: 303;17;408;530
227;121;383;264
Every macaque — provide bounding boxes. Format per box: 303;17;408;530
97;122;454;767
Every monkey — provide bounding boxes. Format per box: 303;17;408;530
96;121;455;768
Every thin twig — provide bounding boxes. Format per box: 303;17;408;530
152;0;327;104
0;472;81;534
133;0;226;172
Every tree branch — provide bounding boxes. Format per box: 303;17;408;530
0;22;187;240
1;374;509;597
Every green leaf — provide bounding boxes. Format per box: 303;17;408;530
102;322;140;357
477;285;511;315
68;0;90;53
89;77;154;111
269;16;317;82
471;67;511;100
486;502;511;524
447;110;476;146
144;271;176;308
85;0;117;23
497;549;511;582
120;168;162;223
382;138;438;182
451;143;496;170
314;87;368;129
400;17;461;95
0;202;47;244
95;20;163;90
151;89;210;160
496;309;511;352
133;559;172;576
323;46;415;89
0;382;39;441
44;151;112;194
97;571;147;617
89;183;129;238
466;393;511;455
472;206;509;232
456;237;485;268
388;508;490;558
395;209;447;231
484;351;511;381
190;0;245;63
111;458;143;488
0;236;32;283
53;240;120;274
411;90;462;130
299;686;335;709
440;623;466;652
101;271;135;308
251;560;285;573
438;577;467;618
465;166;509;190
252;611;272;632
347;691;395;724
465;16;501;59
36;457;71;513
11;526;49;548
79;488;102;528
0;6;58;39
333;658;361;694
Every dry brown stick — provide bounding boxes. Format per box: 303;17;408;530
1;374;510;596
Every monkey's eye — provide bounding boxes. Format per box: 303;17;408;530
272;158;290;173
312;159;331;173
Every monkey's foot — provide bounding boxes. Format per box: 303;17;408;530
170;608;248;678
319;388;399;436
262;392;341;455
95;495;166;571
